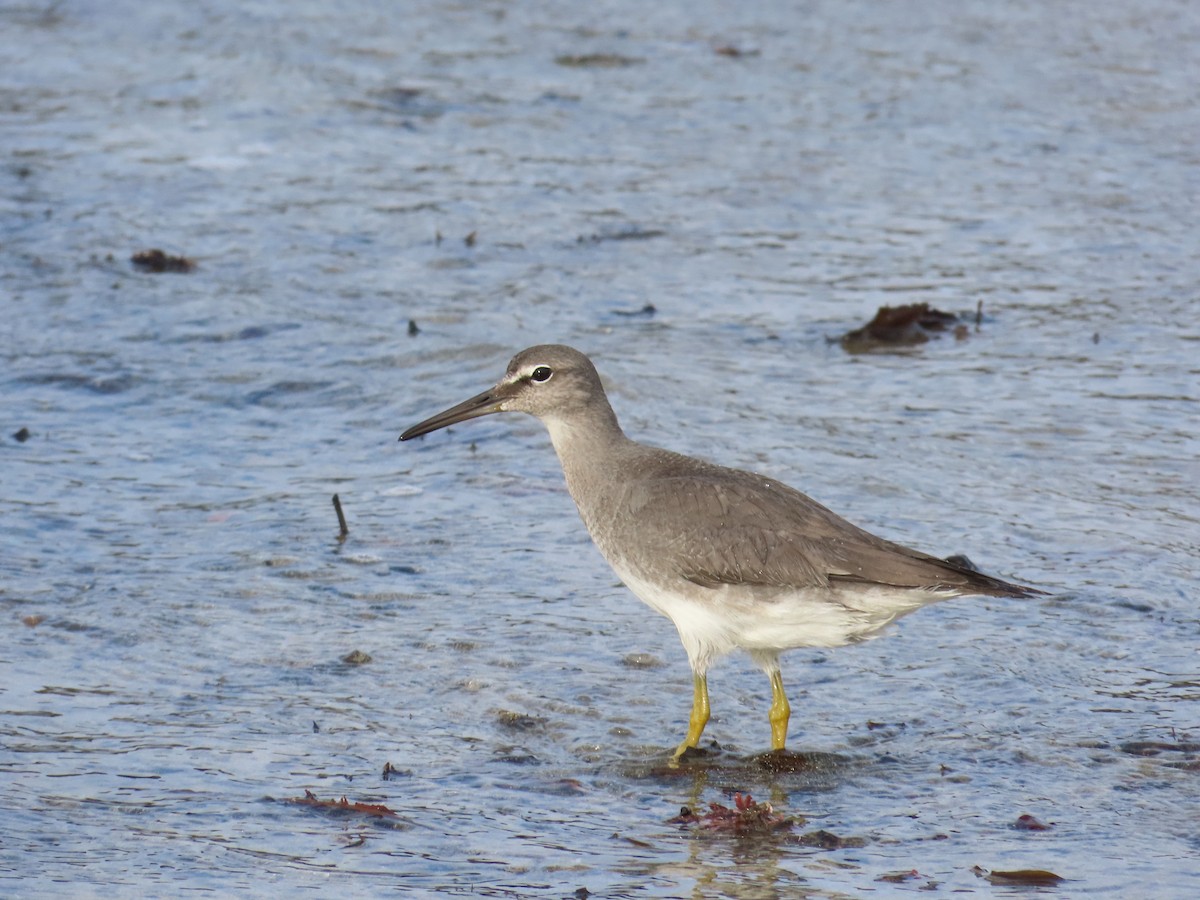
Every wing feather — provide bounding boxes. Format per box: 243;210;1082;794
614;464;1035;598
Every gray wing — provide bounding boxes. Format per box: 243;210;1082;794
618;464;1037;598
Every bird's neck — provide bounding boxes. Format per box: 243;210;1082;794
543;403;630;514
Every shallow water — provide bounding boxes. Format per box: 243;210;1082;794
3;0;1198;896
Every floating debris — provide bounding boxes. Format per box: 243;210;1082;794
496;709;547;732
713;44;761;58
1014;813;1051;831
342;649;372;665
382;761;411;780
131;248;195;273
494;748;539;765
668;793;796;835
288;789;399;819
555;53;643;68
612;303;657;318
979;868;1065;887
876;870;922;884
838;302;963;351
578;227;665;244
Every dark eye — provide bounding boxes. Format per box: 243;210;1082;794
530;366;553;383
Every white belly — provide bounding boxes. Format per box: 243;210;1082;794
608;558;951;675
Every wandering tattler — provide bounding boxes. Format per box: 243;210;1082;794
400;345;1043;758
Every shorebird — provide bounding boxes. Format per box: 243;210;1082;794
400;345;1043;758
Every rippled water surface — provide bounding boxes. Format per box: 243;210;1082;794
3;1;1198;896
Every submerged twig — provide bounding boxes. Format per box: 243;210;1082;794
332;493;349;540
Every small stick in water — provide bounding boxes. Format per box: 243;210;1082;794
332;493;349;539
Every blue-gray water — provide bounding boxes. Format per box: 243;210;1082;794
3;1;1198;896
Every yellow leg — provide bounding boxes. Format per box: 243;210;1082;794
672;673;710;758
768;669;790;751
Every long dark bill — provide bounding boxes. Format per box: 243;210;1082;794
399;388;503;441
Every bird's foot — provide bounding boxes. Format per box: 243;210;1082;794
672;742;710;763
